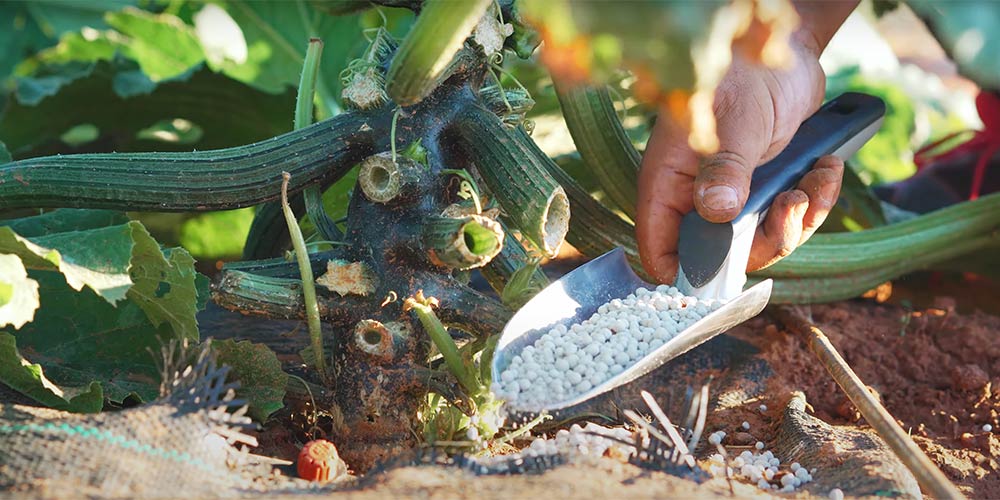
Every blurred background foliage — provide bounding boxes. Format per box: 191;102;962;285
0;0;984;266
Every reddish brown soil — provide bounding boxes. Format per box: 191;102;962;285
731;299;1000;498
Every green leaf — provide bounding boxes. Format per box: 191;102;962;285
0;0;134;82
212;339;289;422
224;1;394;116
0;332;104;412
0;218;204;409
0;140;9;164
6;270;169;406
127;225;201;342
0;255;40;330
105;8;205;81
907;2;1000;89
1;61;295;157
1;209;129;238
0;223;134;304
178;208;256;259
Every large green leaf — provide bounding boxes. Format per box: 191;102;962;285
108;8;204;81
0;333;104;412
128;231;202;342
0;0;134;83
178;208;256;260
0;61;295;157
0;216;204;410
2;270;170;407
212;339;288;422
223;1;371;116
907;2;1000;89
0;224;133;304
1;209;129;237
35;8;204;83
0;255;40;330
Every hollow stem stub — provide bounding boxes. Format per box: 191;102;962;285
424;214;504;270
455;108;570;257
358;152;421;204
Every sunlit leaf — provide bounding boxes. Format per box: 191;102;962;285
0;255;40;330
179;208;256;259
0;214;205;410
0;333;103;412
0;0;134;82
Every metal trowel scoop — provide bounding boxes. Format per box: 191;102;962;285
492;92;886;412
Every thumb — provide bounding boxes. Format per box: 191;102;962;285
693;150;761;223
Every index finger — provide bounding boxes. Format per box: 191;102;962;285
636;113;699;284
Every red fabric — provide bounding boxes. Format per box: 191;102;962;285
913;91;1000;200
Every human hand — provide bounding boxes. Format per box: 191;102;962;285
636;36;845;284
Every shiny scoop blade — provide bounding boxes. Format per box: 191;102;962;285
491;248;771;412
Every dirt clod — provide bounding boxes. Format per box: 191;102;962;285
951;364;990;392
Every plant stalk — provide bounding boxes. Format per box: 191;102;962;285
405;293;480;394
423;215;504;270
554;81;640;219
386;0;492;106
453;111;569;257
281;172;328;382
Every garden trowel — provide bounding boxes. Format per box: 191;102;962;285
492;92;886;411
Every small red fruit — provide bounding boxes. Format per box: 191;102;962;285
298;439;347;482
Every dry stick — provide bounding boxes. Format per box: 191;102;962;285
771;305;965;500
640;390;695;467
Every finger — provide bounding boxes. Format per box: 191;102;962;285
636;114;699;284
693;79;775;223
746;190;809;271
795;155;844;244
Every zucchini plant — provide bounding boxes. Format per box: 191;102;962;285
0;0;559;470
1;0;997;473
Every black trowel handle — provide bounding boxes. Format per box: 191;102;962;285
736;92;886;225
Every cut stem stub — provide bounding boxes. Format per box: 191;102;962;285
424;214;504;270
358;152;422;204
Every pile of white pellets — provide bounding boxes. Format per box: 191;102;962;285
706;448;816;494
468;422;637;472
494;285;723;408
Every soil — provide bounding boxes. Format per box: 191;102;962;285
728;299;1000;498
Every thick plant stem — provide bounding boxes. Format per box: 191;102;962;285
0;112;374;211
554;82;640;219
281;172;328;383
541;149;644;272
771;306;965;500
453;110;569;257
386;0;491;106
760;193;1000;278
296;38;344;245
759;233;998;303
358;153;422;203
